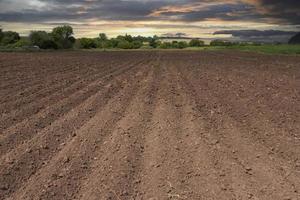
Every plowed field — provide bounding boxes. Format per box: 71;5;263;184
0;51;299;200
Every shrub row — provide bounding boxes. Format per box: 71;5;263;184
2;26;298;50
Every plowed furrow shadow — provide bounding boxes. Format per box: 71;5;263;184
0;61;144;157
0;66;92;103
0;54;127;102
0;53;112;87
5;63;150;200
184;62;300;169
0;63;78;92
0;59;121;113
0;59;146;133
76;59;161;200
0;55;126;99
159;64;238;199
135;59;194;200
0;60;90;99
207;69;300;162
181;60;300;164
0;60;146;200
179;66;300;199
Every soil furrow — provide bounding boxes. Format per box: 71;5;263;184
179;63;300;199
0;59;146;132
76;62;160;200
0;59;147;199
0;51;299;200
0;58;129;116
0;62;139;157
6;61;151;200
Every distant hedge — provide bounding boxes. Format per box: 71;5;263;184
0;26;209;50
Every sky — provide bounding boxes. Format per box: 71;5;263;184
0;0;299;42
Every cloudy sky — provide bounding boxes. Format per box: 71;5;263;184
0;0;299;42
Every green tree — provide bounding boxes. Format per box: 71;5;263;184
124;34;133;42
78;38;97;49
189;39;204;47
132;40;143;49
178;41;188;49
1;31;20;45
112;34;143;49
117;40;133;49
116;34;134;43
13;37;31;48
171;41;179;48
51;25;75;49
99;33;108;41
97;40;112;48
134;35;148;43
29;31;57;49
97;33;109;48
149;35;159;48
109;38;119;48
149;38;156;48
159;42;172;49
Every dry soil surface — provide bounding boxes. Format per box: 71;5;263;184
0;51;300;200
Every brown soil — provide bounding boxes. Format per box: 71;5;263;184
0;51;299;200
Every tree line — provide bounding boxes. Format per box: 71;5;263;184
1;25;299;50
0;26;75;49
0;25;207;50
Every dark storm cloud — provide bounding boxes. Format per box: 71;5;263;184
151;0;300;24
214;30;298;37
157;3;258;22
253;0;300;12
250;0;300;24
0;0;299;25
214;29;299;43
0;0;179;22
85;1;166;21
0;0;141;22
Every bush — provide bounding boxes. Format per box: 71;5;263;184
97;40;113;48
178;41;188;49
189;39;204;47
117;40;133;49
171;41;179;48
78;33;158;49
78;38;97;49
149;38;159;48
123;34;133;42
0;31;20;45
51;25;75;49
107;38;118;48
159;42;172;49
159;41;188;49
29;31;57;49
12;37;31;48
132;40;143;49
96;33;110;48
